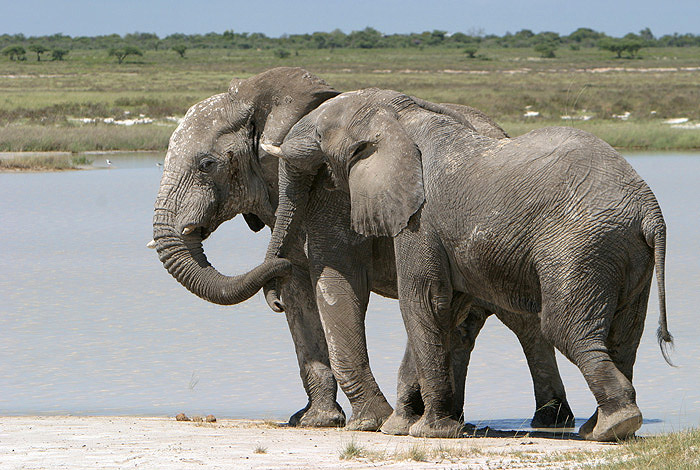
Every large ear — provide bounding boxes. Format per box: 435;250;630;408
230;67;339;147
348;109;424;238
242;213;266;232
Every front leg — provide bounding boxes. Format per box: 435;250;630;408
381;295;483;436
310;263;393;431
280;263;345;427
394;230;463;438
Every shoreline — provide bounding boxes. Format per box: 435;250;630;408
0;416;611;469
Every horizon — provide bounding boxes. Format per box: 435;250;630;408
2;26;698;41
1;0;698;40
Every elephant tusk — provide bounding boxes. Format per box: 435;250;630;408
261;142;284;158
182;225;196;236
146;239;157;249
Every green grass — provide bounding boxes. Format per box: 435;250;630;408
0;153;92;171
1;47;699;151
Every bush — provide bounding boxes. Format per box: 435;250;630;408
2;45;26;61
171;44;187;58
274;48;290;58
463;45;478;58
534;41;557;58
51;49;69;61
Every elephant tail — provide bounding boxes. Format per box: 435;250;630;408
644;218;674;366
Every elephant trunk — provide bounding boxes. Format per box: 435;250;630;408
263;160;315;312
153;197;290;306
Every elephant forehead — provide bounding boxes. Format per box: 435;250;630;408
166;94;232;163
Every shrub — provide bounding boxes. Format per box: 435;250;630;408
2;45;26;61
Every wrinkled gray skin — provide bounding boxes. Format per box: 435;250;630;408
153;67;572;431
265;88;673;441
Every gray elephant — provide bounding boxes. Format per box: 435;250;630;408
263;88;672;441
152;67;572;431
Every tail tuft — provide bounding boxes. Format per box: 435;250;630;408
657;327;675;367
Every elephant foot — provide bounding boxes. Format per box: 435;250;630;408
380;410;420;436
531;399;576;428
578;405;642;442
288;402;346;428
408;414;464;438
345;399;393;431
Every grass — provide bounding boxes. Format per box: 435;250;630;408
335;429;700;468
1;46;700;151
253;445;267;454
0;153;92;171
583;428;700;469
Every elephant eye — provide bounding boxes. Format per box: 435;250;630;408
198;157;217;173
349;142;374;165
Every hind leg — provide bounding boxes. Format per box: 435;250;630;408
540;286;641;441
577;283;652;439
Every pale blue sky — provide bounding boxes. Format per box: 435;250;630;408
2;0;698;38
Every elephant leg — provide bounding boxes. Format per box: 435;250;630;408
381;297;482;436
380;342;423;435
606;283;650;382
494;308;574;428
311;264;393;431
394;232;463;438
450;301;488;421
540;279;641;442
281;265;345;427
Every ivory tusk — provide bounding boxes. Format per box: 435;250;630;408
261;142;283;158
146;239;157;249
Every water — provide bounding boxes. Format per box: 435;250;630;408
1;151;698;435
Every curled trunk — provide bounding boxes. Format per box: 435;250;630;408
153;202;290;306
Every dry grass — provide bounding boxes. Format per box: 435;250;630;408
2;47;700;151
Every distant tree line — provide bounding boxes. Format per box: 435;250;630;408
1;27;699;61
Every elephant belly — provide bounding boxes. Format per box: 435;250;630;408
442;224;542;316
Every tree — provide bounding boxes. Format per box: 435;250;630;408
598;38;643;58
51;48;69;61
28;44;49;61
534;41;557;58
2;45;26;61
273;48;290;58
639;27;655;43
108;46;143;63
463;44;478;58
172;44;187;58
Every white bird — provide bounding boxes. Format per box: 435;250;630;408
155;162;163;169
105;159;112;166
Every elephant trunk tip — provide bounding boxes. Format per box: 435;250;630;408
264;279;286;313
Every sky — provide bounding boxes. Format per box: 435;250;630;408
1;0;698;39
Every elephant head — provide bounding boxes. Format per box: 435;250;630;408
264;89;429;267
153;67;339;305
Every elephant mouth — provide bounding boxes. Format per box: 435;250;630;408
181;224;212;241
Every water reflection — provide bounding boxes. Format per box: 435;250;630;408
0;151;698;435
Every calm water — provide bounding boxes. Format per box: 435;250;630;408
1;152;698;435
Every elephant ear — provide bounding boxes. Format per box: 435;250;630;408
348;110;424;238
230;67;339;147
242;213;266;232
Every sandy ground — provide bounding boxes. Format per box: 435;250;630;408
0;416;614;469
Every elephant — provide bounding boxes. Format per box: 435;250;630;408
151;67;572;431
262;88;672;441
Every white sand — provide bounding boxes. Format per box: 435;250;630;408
0;416;612;469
